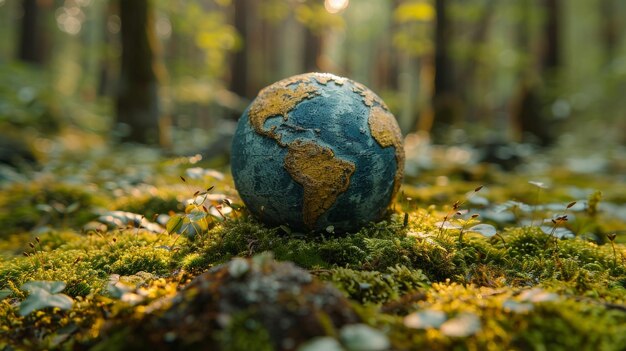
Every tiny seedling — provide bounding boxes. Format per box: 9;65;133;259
607;233;617;268
542;201;577;263
161;177;222;248
529;181;548;227
438;185;484;237
458;214;480;245
26;237;46;267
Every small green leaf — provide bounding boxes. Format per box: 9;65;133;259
297;337;343;351
529;181;548;189
540;226;574;239
22;281;66;294
181;221;204;237
340;324;389;351
436;221;461;230
107;275;131;299
187;209;208;222
440;312;481;337
468;224;497;238
503;300;534;313
518;288;559;303
19;282;74;316
52;202;67;213
36;204;53;213
166;214;184;233
404;309;447;329
65;202;80;213
0;289;11;300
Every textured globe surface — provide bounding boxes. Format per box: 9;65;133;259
231;73;404;232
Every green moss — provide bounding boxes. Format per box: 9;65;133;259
502;227;626;300
114;194;181;220
381;283;626;351
109;246;174;276
0;229;177;297
0;182;104;237
1;145;625;350
322;265;429;304
180;253;209;273
185;214;474;281
0;248;104;297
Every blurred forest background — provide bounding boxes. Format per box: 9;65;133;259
0;0;625;168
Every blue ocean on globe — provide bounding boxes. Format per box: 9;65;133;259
231;72;404;232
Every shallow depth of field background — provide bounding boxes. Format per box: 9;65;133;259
0;0;625;165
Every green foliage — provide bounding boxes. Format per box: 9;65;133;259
167;2;240;78
0;64;61;132
322;265;429;304
384;283;626;351
108;246;174;276
393;1;435;56
0;229;177;299
295;2;345;33
0;181;103;237
0;146;625;350
114;194;180;221
19;281;74;316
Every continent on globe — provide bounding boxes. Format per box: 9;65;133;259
231;72;405;232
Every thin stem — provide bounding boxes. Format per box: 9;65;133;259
495;233;506;246
610;241;617;268
531;187;541;227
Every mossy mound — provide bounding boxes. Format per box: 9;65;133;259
95;254;360;351
0;144;625;350
0;182;104;237
383;283;626;351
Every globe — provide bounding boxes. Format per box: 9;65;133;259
231;73;404;232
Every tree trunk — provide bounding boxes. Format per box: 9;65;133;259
600;0;618;63
116;0;161;144
511;0;560;146
459;0;497;124
542;0;560;70
431;0;460;140
98;1;116;97
230;0;249;100
18;0;50;65
304;28;322;72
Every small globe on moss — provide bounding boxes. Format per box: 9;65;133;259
231;72;404;233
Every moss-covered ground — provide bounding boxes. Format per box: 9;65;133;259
0;143;625;350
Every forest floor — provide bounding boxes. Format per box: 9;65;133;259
0;131;625;350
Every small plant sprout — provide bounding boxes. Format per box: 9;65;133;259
455;213;480;245
164;180;222;246
27;237;45;266
541;201;577;258
438;185;484;237
607;233;617;268
529;180;548;226
212;203;227;221
586;191;602;218
129;215;145;239
403;196;412;228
